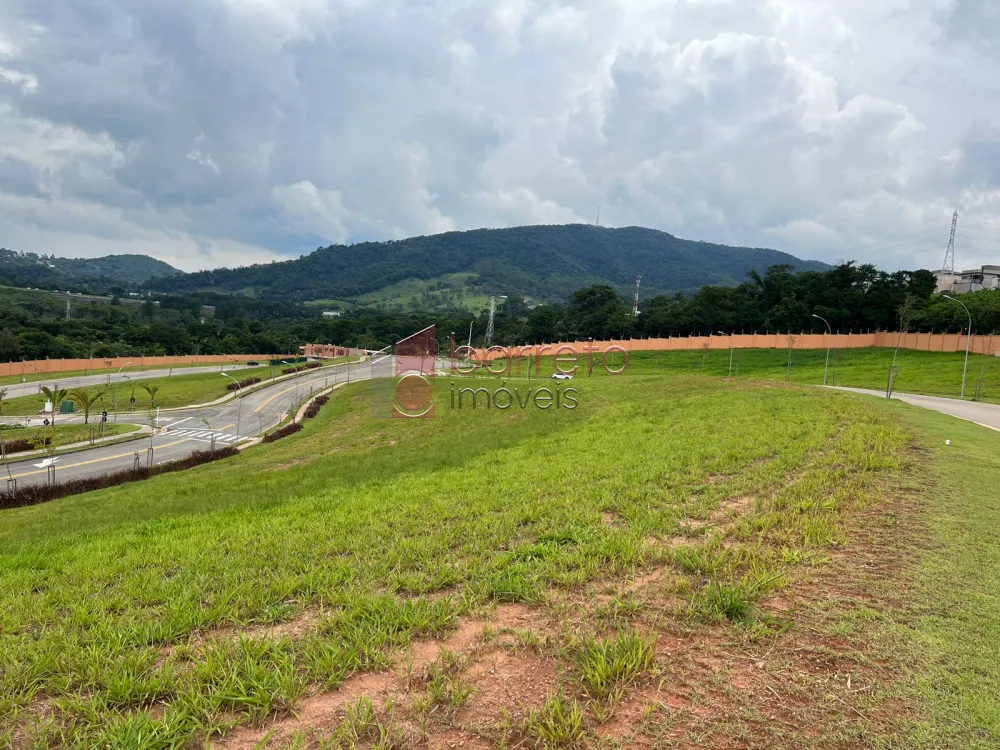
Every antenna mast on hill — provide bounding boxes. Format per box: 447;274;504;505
485;296;496;345
632;275;642;317
941;210;959;273
595;205;601;227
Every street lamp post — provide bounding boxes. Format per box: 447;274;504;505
812;314;833;386
120;375;132;413
113;361;131;423
220;373;242;443
943;295;973;400
716;331;734;378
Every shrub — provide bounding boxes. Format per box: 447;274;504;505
226;377;262;391
262;422;303;444
281;362;322;376
304;394;330;420
4;437;51;454
0;446;239;511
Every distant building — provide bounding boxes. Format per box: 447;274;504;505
322;310;342;318
935;265;1000;294
200;305;216;318
300;342;366;358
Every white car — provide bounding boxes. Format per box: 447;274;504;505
551;372;575;380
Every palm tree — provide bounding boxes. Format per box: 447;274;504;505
139;383;159;409
70;387;106;425
40;386;68;426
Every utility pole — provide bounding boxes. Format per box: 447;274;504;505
941;210;959;276
633;275;642;317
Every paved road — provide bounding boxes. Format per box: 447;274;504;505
2;360;379;490
1;361;268;400
830;387;1000;432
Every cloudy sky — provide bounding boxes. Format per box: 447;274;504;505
1;0;998;273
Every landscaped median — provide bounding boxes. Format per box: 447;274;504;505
0;422;140;454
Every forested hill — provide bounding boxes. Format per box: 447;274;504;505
0;249;180;292
147;225;829;302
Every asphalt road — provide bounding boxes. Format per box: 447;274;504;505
1;361;266;400
2;360;378;490
830;387;1000;432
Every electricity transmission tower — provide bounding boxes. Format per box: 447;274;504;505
485;296;496;346
941;210;959;273
632;275;642;317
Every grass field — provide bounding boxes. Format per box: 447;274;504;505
481;346;1000;402
356;272;491;312
872;402;1000;748
0;373;912;747
0;423;140;452
1;366;997;747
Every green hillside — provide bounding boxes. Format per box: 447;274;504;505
147;224;829;304
0;248;179;293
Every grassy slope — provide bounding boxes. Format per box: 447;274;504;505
873;400;1000;749
356;272;490;312
0;374;910;746
1;369;998;746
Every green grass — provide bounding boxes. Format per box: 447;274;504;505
474;346;1000;402
573;629;656;701
356;271;490;312
868;400;1000;748
524;691;586;748
0;372;913;746
0;423;139;452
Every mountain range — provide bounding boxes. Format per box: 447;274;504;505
0;225;829;309
147;225;828;308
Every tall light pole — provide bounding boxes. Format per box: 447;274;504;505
812;314;832;386
220;373;242;443
943;295;973;399
120;375;132;413
113;361;131;423
716;331;734;378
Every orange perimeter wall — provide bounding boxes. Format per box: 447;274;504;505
472;332;999;360
0;354;295;379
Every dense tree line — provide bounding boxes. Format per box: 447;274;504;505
3;263;999;363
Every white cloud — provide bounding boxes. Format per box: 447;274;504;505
0;0;996;274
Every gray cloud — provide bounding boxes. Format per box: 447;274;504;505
0;0;998;273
